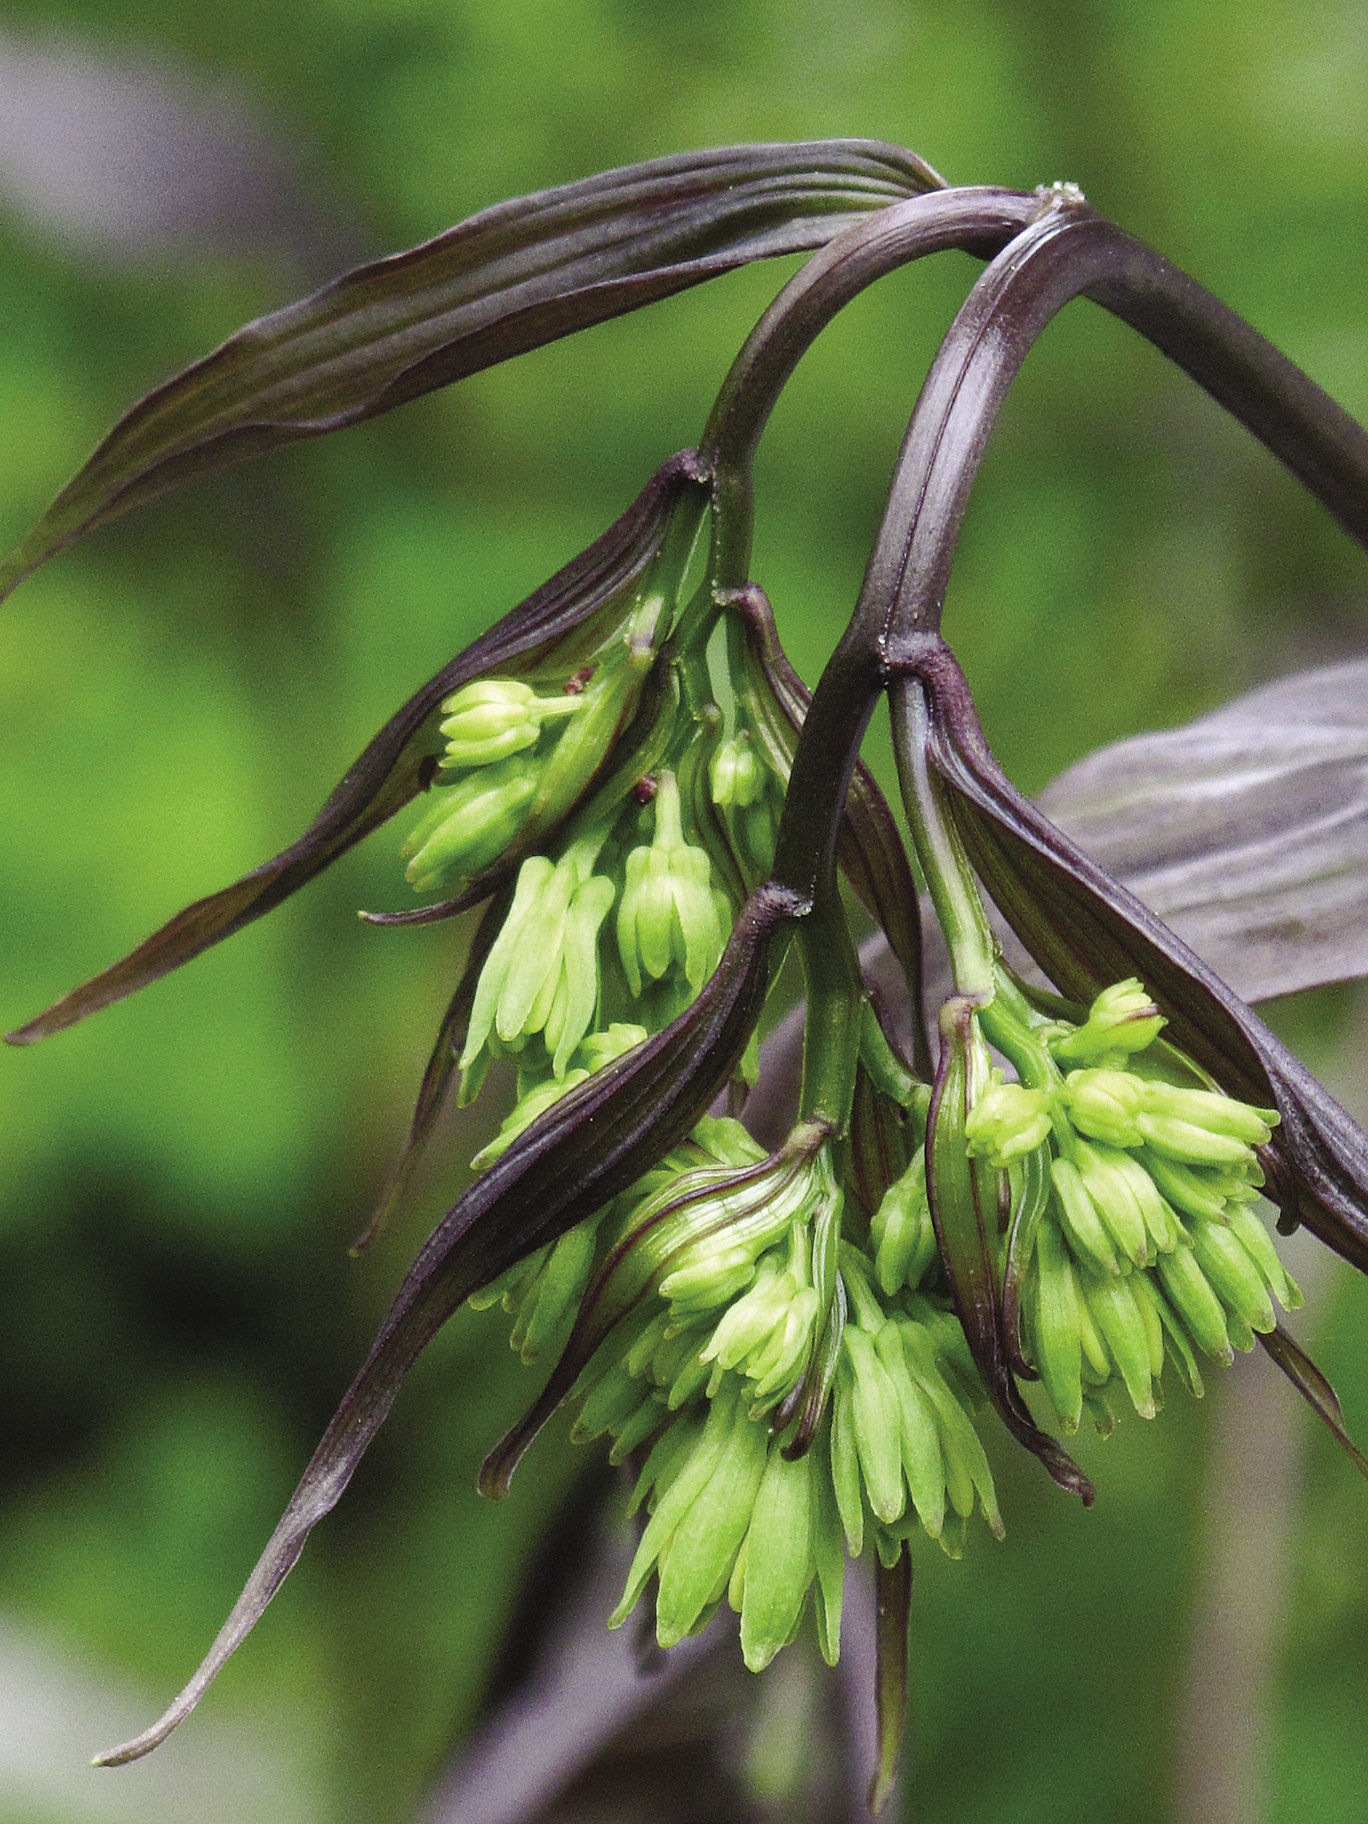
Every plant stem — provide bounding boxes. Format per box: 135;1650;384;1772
889;677;996;1000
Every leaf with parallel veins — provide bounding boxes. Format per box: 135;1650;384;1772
1039;657;1368;1004
0;140;940;605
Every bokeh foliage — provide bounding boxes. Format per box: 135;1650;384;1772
1;2;1366;1819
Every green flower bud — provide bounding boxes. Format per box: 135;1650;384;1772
870;1150;937;1296
1079;1270;1159;1419
1136;1112;1263;1170
576;1022;648;1072
470;1068;590;1168
829;1364;865;1556
873;1319;946;1540
507;1219;600;1364
463;842;615;1076
709;732;767;809
1071;1140;1157;1267
1060;1068;1145;1148
1051;978;1166;1063
964;1076;1053;1167
401;758;538;892
1027;1220;1085;1431
1140;1082;1278;1145
437;678;582;769
1221;1202;1303;1311
622;1309;671;1381
644;1322;713;1411
604;1128;837;1337
841;1327;906;1526
1093;1141;1184;1255
658;1244;759;1314
1138;1150;1232;1225
606;1393;669;1465
1133;1085;1277;1173
1187;1214;1277;1335
809;1444;846;1666
574;1360;654;1443
897;1317;1003;1539
701;1260;818;1411
617;771;725;996
1155;1242;1235;1363
736;1447;816;1671
1143;1273;1205;1397
619;1381;771;1648
543;875;616;1074
746;1286;822;1406
1050;1156;1122;1275
738;792;781;879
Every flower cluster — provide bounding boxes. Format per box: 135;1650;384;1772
963;978;1299;1433
390;565;1304;1698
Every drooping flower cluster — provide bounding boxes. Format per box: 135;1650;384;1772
386;556;1308;1700
7;144;1368;1808
963;978;1299;1432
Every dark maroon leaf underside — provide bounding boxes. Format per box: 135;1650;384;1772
0;141;939;604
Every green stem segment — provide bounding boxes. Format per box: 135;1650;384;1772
890;677;995;1000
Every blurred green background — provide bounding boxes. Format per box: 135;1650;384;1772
1;2;1366;1820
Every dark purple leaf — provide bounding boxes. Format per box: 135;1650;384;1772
1258;1324;1368;1480
0;140;940;603
1039;657;1368;1004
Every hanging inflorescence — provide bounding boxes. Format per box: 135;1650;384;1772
6;143;1368;1807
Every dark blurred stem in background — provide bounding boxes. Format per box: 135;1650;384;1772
1174;1207;1334;1820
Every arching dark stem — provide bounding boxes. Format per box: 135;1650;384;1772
863;203;1368;655
773;195;1368;917
700;188;1043;593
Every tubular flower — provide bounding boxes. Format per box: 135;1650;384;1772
616;769;726;998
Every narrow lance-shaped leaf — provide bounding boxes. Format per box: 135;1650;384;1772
0;140;941;603
912;636;1368;1279
1038;657;1368;1005
93;883;800;1767
6;453;707;1044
